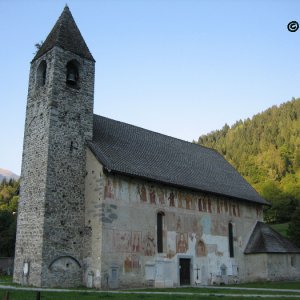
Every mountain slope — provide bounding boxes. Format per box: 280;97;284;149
0;168;19;182
197;98;300;222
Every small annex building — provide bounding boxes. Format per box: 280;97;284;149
13;6;300;288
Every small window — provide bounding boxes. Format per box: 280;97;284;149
228;222;234;258
220;264;227;276
291;255;296;267
157;212;164;253
66;60;80;88
36;60;47;87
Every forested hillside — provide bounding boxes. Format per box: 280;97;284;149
197;98;300;224
0;179;19;257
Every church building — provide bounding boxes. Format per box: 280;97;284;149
13;6;300;288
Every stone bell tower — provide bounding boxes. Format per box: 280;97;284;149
13;6;95;287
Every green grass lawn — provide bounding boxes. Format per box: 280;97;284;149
0;290;299;300
1;289;300;300
1;276;300;300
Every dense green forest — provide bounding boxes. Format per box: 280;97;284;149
197;98;300;228
0;179;19;257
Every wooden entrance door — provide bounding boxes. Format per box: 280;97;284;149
179;258;191;285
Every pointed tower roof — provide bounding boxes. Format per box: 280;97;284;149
32;5;95;62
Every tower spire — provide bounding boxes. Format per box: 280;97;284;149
33;6;94;62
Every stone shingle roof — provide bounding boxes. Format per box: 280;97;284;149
244;222;300;254
89;115;269;205
32;6;94;62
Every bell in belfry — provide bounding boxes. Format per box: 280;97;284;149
67;68;77;84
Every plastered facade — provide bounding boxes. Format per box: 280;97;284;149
84;149;268;288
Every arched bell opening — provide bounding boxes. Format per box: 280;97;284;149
66;60;80;88
36;60;47;87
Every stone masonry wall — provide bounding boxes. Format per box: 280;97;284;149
14;46;95;287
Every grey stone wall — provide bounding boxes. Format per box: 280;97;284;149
14;46;95;287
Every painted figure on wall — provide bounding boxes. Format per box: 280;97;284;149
176;233;188;253
198;198;203;211
138;184;147;202
202;198;207;212
132;232;141;253
169;192;175;207
124;255;141;273
158;188;165;205
143;232;155;256
114;231;131;252
232;203;237;217
149;186;156;204
196;240;206;257
104;178;114;199
207;198;212;213
124;256;132;273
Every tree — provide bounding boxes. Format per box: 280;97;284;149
287;206;300;248
197;98;300;224
0;210;16;257
0;179;19;256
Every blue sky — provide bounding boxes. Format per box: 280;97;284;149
1;0;300;175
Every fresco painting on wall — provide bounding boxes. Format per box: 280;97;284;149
104;178;114;199
211;218;227;236
157;188;165;205
143;232;156;256
207;198;212;213
176;233;188;253
196;240;207;257
138;184;147;202
169;192;175;207
149;186;156;204
118;180;129;203
185;194;191;209
114;230;131;252
232;203;240;217
132;231;141;253
124;254;141;273
198;198;203;211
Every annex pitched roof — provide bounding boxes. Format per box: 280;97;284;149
32;5;94;62
244;222;300;254
89;115;269;205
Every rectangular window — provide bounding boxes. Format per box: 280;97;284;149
157;213;163;253
228;223;234;258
